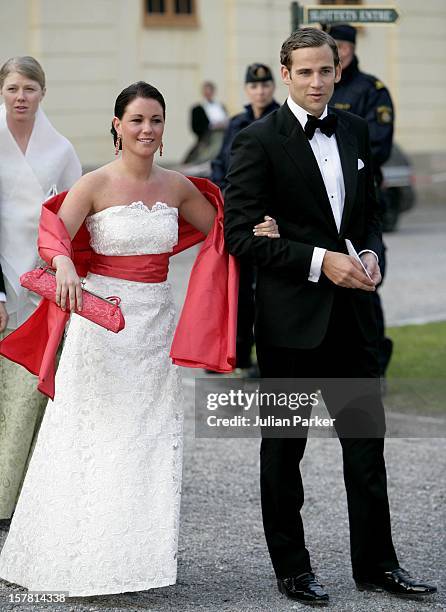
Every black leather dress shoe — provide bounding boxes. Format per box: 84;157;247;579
278;572;329;605
355;567;437;597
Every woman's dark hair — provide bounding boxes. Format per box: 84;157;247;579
110;81;166;148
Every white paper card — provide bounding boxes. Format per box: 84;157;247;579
345;239;372;280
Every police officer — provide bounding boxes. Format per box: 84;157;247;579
329;24;394;377
329;24;394;182
212;64;280;373
212;64;280;190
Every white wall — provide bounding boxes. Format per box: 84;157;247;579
0;0;444;166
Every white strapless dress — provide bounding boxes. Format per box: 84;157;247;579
0;202;184;596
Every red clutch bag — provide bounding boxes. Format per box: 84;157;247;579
21;267;125;333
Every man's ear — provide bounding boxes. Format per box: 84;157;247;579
334;63;342;84
281;64;291;85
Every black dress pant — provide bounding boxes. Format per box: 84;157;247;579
256;290;399;579
236;259;255;368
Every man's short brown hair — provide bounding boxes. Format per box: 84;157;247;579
280;28;340;71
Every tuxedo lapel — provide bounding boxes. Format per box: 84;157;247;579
277;104;339;235
334;111;358;235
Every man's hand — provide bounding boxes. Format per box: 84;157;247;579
322;251;376;291
0;302;9;333
360;252;382;286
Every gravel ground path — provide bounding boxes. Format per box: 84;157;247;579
380;201;446;326
1;405;444;611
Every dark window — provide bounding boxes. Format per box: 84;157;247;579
144;0;197;27
175;0;193;14
147;0;165;13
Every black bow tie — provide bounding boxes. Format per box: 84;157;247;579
304;113;338;139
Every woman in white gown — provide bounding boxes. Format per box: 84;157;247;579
0;81;278;596
0;56;81;521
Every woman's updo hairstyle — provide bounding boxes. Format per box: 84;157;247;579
110;81;166;149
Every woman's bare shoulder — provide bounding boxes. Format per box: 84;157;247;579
75;164;113;189
157;166;196;194
65;164;116;203
156;165;188;184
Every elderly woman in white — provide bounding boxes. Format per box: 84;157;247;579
0;56;81;522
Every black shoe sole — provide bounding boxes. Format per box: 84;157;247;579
355;581;437;598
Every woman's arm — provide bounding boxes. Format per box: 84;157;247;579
52;172;98;312
177;174;280;237
177;175;216;235
56;172;97;239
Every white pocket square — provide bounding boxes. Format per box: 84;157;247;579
357;158;364;170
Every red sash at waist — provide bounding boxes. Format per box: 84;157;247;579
89;252;169;283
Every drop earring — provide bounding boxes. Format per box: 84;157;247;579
114;135;121;156
159;142;164;157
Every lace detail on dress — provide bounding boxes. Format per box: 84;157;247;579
88;201;178;217
127;201;175;213
0;203;184;596
86;202;178;256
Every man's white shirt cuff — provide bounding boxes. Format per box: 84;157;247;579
358;249;379;263
0;292;6;303
308;247;326;282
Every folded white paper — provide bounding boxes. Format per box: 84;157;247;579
345;239;372;280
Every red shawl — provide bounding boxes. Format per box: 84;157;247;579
0;176;238;398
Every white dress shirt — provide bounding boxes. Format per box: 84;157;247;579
0;292;6;302
287;96;345;282
286;96;377;282
202;100;227;128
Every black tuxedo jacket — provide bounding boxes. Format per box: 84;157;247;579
224;103;383;349
0;264;5;295
191;105;210;139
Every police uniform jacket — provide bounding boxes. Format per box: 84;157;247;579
211;100;280;190
330;56;393;171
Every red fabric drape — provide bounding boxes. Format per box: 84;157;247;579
0;177;238;399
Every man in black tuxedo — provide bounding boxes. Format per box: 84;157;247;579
224;28;436;605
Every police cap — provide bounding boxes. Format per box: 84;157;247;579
329;24;357;45
245;63;274;84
